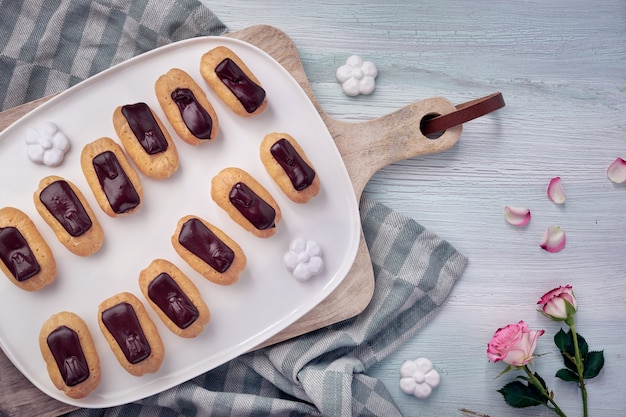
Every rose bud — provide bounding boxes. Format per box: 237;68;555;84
487;321;544;366
537;284;577;322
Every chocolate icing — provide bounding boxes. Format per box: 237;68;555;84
171;88;213;139
0;226;40;281
92;151;140;214
121;103;168;155
101;302;151;364
270;138;316;191
46;325;90;386
228;182;276;230
178;218;234;273
215;58;266;113
148;272;199;329
40;180;92;237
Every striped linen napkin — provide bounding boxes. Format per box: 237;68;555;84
0;1;468;416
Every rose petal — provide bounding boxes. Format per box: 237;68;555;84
607;157;626;183
547;176;566;204
504;206;531;226
540;226;566;252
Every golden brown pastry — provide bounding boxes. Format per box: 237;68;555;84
200;45;268;117
97;292;164;376
80;137;143;217
211;167;281;238
0;206;56;291
34;175;104;256
155;68;219;145
172;215;246;285
260;132;320;203
39;311;101;399
138;259;210;338
113;102;179;179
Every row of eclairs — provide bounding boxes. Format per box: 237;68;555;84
0;45;320;399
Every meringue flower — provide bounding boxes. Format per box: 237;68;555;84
504;206;531;226
25;121;70;167
547;177;566;204
540;226;566;253
336;55;378;96
607;157;626;183
283;238;323;281
399;358;441;399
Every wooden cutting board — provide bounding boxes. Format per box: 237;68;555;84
0;25;461;416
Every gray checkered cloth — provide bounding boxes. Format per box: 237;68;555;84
0;1;468;416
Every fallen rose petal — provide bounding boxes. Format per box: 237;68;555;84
540;226;566;252
547;177;566;204
504;206;531;226
607;157;626;183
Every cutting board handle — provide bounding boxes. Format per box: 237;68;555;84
327;91;504;198
326;96;463;198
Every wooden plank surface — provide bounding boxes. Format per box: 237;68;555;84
0;24;462;416
204;1;626;417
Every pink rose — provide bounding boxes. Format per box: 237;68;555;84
537;285;577;321
487;321;544;366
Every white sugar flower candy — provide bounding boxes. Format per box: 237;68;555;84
25;121;70;167
283;238;324;281
607;157;626;183
400;358;441;399
547;176;566;204
336;55;378;96
540;226;566;253
504;206;531;226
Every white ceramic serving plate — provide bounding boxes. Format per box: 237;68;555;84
0;36;360;407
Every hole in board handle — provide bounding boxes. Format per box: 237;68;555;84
420;113;445;139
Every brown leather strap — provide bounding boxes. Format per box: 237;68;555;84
421;92;505;137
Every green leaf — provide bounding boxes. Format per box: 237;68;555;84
498;381;546;408
554;328;570;352
555;329;590;373
555;368;578;382
583;350;605;379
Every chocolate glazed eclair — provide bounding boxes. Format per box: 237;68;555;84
200;46;267;117
155;68;219;145
0;206;56;291
211;167;281;238
34;175;104;256
81;137;143;217
39;311;101;399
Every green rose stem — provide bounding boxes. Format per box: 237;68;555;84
566;317;588;417
522;366;568;417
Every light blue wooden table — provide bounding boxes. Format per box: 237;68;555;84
206;1;626;416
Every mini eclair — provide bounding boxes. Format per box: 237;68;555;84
113;102;179;179
81;137;143;217
39;311;101;399
172;215;246;285
200;45;267;117
211;167;281;238
34;175;104;256
0;206;56;291
155;68;219;145
260;132;320;203
98;292;164;376
139;259;210;337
